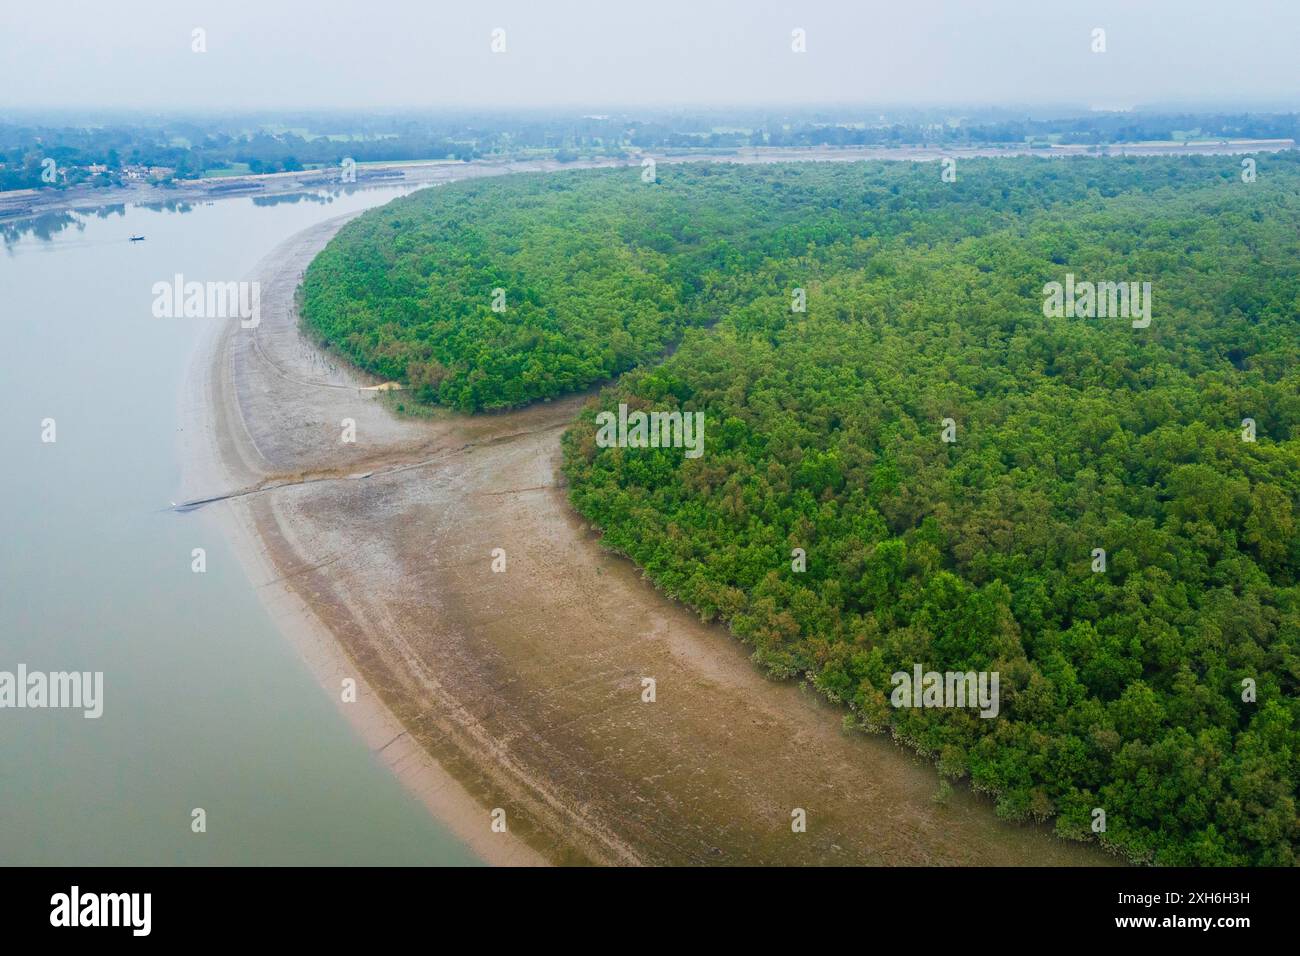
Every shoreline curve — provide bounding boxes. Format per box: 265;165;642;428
182;167;1118;867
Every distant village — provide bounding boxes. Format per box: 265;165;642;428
94;162;175;181
0;159;177;191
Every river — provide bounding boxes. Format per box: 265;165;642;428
0;186;479;864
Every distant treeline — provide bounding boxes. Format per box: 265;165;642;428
0;122;470;191
2;109;1298;191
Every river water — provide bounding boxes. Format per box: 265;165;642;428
0;186;479;864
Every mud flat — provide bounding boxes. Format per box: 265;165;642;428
187;178;1118;866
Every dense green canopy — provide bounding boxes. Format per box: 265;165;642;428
305;156;1299;865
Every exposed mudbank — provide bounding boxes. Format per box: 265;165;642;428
186;171;1117;866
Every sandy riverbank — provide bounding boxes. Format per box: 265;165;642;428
179;216;548;866
183;163;1119;866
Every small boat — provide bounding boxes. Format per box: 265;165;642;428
129;235;145;242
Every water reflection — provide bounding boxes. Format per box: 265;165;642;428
253;190;337;207
2;210;85;245
2;203;129;248
2;185;392;248
136;198;196;214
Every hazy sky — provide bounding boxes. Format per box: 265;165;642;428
3;0;1297;111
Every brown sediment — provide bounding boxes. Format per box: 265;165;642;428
184;170;1119;867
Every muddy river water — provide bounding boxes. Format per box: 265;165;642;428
0;187;477;864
